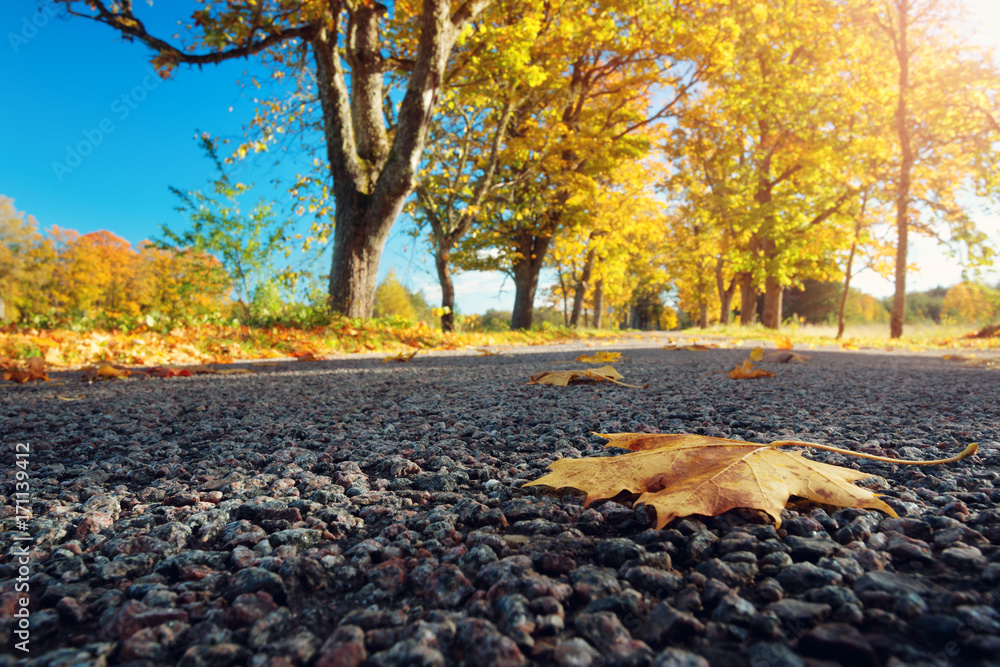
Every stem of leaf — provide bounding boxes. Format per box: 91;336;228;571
773;441;978;465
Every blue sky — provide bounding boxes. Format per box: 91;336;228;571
2;2;998;317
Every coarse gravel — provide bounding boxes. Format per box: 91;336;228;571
2;333;1000;667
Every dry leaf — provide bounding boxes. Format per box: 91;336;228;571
294;352;325;362
762;351;809;364
83;364;132;381
840;341;860;351
4;357;50;383
749;346;764;361
216;368;252;375
56;395;86;401
476;348;502;357
728;358;774;379
383;350;418;363
528;365;646;388
775;336;794;350
576;352;622;364
525;433;898;529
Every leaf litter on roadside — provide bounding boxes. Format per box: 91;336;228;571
525;433;978;529
528;365;647;388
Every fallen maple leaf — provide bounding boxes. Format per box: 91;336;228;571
576;352;622;364
525;433;977;529
775;336;794;350
749;346;764;361
476;348;502;357
83;364;131;381
383;350;418;363
294;352;325;362
728;358;774;379
4;358;49;383
528;365;647;388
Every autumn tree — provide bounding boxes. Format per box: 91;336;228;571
56;0;493;318
0;196;51;323
865;0;1000;337
137;242;232;323
373;269;416;319
941;281;997;323
669;0;877;330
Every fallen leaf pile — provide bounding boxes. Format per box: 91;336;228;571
526;433;977;529
528;365;647;388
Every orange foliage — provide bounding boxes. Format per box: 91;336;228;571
9;226;231;326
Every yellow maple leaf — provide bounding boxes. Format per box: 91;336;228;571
575;352;622;364
749;346;764;361
728;358;774;379
775;336;794;350
383;350;418;363
527;365;646;388
525;433;977;529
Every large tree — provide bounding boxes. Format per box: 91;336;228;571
56;0;492;317
867;0;1000;338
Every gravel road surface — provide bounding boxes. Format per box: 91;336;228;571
2;334;999;667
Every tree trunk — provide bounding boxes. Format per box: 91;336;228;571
327;189;400;318
762;276;783;329
698;303;709;329
837;239;857;340
592;280;604;328
716;259;736;325
739;273;758;325
435;246;456;332
555;261;570;326
890;1;913;340
837;210;866;340
511;232;552;330
570;247;597;327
